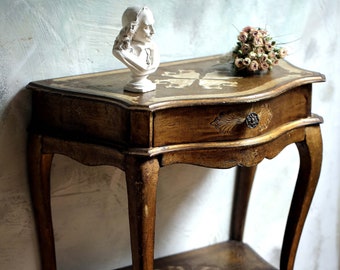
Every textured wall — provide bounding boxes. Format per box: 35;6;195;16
0;0;339;269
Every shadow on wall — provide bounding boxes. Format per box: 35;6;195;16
155;164;223;257
0;86;32;195
50;155;132;269
49;156;220;269
0;87;39;268
0;86;31;130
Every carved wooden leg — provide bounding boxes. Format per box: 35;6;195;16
27;134;56;270
280;125;322;270
230;165;257;241
125;156;160;270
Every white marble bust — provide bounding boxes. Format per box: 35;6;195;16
113;6;160;93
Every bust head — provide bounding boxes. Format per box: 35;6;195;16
112;6;159;93
114;6;155;50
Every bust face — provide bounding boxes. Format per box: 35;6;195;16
133;8;155;45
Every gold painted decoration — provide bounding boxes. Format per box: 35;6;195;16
210;104;272;134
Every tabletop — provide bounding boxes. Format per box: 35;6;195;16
27;55;325;110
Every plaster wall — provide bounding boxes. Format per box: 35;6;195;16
0;0;339;269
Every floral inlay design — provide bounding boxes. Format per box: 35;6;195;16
154;70;199;89
154;70;238;90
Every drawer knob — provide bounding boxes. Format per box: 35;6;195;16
245;112;259;128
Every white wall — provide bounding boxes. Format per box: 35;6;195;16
1;0;339;269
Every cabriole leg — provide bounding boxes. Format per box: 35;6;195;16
281;125;322;270
28;134;56;270
125;156;160;270
230;165;257;241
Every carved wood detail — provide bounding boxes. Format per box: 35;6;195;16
210;104;273;134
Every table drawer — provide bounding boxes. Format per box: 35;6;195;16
153;86;311;147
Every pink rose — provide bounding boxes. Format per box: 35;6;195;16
242;26;252;32
279;48;288;58
234;58;244;68
260;61;270;70
251;30;260;38
260;54;268;62
254;37;264;46
242;58;251;66
238;31;248;42
256;47;265;54
265;43;273;52
268;51;276;59
272;58;279;65
249;51;257;59
249;60;259;71
241;43;251;54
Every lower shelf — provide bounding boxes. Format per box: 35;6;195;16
117;240;276;270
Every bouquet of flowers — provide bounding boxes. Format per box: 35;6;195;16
232;26;287;73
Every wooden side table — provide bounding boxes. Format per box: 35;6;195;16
27;56;325;270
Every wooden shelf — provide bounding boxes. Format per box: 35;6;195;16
117;241;276;270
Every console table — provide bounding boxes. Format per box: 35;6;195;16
27;56;325;270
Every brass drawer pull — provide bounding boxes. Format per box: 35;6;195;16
245;112;259;128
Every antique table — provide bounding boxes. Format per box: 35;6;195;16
27;56;325;270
